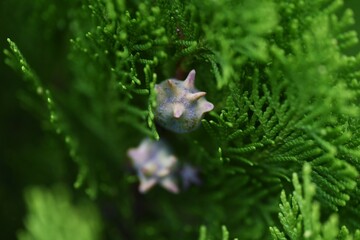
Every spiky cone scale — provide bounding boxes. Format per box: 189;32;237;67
155;70;214;133
127;138;179;193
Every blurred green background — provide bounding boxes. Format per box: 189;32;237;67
1;1;76;238
1;0;360;239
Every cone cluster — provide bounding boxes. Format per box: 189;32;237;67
128;69;213;193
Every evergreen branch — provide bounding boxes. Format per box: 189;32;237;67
69;0;167;140
198;225;238;240
18;186;102;240
270;163;359;240
198;0;278;88
4;38;95;195
338;181;360;230
199;0;360;212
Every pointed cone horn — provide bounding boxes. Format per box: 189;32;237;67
184;69;196;88
167;79;177;90
187;92;206;101
202;102;214;112
160;177;179;193
127;149;142;164
173;103;185;118
139;178;157;193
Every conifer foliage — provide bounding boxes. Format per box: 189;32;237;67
270;164;360;240
2;0;360;239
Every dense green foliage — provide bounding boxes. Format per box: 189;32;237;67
18;186;102;240
270;164;360;240
2;0;360;239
